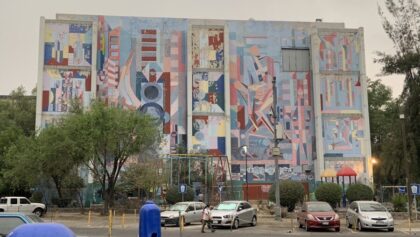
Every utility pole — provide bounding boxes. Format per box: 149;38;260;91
272;76;281;221
400;113;413;221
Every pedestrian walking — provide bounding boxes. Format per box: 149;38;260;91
201;204;215;233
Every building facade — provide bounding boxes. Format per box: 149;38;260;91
36;14;372;187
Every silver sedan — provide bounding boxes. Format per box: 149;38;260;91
210;201;257;229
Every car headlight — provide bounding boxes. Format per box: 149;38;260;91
306;214;315;220
360;214;369;219
387;213;393;219
334;214;340;220
169;215;174;218
223;214;232;219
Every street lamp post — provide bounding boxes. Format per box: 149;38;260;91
239;145;249;202
400;113;413;220
272;76;281;221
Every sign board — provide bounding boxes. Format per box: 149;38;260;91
399;187;406;194
411;184;420;195
272;147;281;156
179;184;187;193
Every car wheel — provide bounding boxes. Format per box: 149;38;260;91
251;216;257;226
357;220;364;231
233;218;239;229
305;221;310;232
335;227;340;232
33;208;43;217
346;218;352;228
388;228;394;232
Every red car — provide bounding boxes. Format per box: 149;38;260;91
297;201;340;232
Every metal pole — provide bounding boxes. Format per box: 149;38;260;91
245;153;248;202
272;76;281;221
400;114;413;221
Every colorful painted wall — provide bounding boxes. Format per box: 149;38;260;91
38;15;371;183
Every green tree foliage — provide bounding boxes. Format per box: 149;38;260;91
269;180;304;212
62;101;161;213
165;185;194;205
0;87;35;195
315;183;342;208
377;0;420;182
392;194;407;212
346;184;373;203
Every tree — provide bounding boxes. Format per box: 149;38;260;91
0;86;36;195
62;101;161;213
346;184;374;203
269;180;304;212
315;183;342;208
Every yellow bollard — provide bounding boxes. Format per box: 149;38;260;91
121;213;125;229
180;215;184;232
88;210;92;226
108;210;113;237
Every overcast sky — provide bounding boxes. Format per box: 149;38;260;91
0;0;408;97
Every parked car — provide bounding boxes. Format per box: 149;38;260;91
297;201;340;232
210;200;257;229
0;213;43;237
346;201;394;232
161;201;205;226
0;197;47;217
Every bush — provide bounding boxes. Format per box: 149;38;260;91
269;180;304;212
30;192;44;203
165;185;195;205
392;195;407;212
315;183;342;208
346;184;373;203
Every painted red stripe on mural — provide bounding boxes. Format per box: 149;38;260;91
141;29;157;34
238;105;245;129
163;72;171;134
142;38;157;43
85;74;91;91
142;56;156;61
141;46;156;51
42;91;49;111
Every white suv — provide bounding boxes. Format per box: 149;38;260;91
0;197;46;217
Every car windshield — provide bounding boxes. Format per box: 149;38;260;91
359;203;387;212
169;204;188;211
307;203;333;212
215;203;237;210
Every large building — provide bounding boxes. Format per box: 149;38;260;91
35;14;373;190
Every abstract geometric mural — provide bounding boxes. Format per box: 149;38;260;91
42;69;91;112
319;32;361;71
192;28;224;69
192;115;226;155
322;116;364;157
192;72;225;113
320;74;362;112
44;22;92;66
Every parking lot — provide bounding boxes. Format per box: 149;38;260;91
42;212;420;237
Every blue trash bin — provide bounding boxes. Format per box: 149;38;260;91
139;200;161;237
7;223;76;237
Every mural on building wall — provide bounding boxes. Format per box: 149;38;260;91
319;32;361;71
44;22;92;67
228;21;314;181
58;16;189;153
320;74;362;113
192;28;224;69
322;116;364;157
42;69;91;112
324;159;365;183
192;72;225;113
192;115;226;155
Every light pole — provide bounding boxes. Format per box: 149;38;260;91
272;76;282;221
239;145;249;202
400;113;413;220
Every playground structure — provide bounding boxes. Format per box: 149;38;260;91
160;154;234;205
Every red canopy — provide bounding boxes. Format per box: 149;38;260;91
336;166;357;177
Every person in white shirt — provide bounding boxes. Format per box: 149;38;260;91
201;204;215;233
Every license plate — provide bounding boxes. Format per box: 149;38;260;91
213;220;218;224
376;220;384;224
322;221;329;225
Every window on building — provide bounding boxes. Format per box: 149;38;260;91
282;49;310;72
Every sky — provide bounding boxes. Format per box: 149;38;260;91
0;0;408;97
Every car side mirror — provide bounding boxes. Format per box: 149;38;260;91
238;207;243;211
